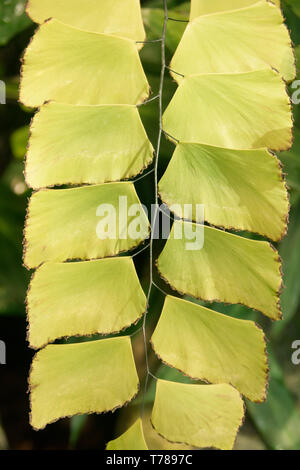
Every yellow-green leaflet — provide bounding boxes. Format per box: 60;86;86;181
172;1;294;82
163;69;292;151
24;183;149;269
158;143;288;241
20;19;149;108
151;380;244;450
190;0;281;18
27;257;146;349
142;413;193;450
157;221;282;320
26;0;146;42
30;337;139;430
26;102;153;189
106;419;148;450
151;296;267;402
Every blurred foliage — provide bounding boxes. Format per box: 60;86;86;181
247;347;300;450
285;0;300;17
10;125;29;160
272;201;300;337
0;0;300;450
0;1;31;46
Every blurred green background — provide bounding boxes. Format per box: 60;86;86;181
0;0;300;450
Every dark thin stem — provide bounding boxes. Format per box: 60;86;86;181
165;66;185;78
167;16;189;23
158;205;178;221
132;243;150;258
152;281;169;297
162;129;180;143
137;94;160;107
130;326;143;338
159;205;205;227
133;168;154;183
148;371;158;380
140;0;168;419
136;38;163;44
